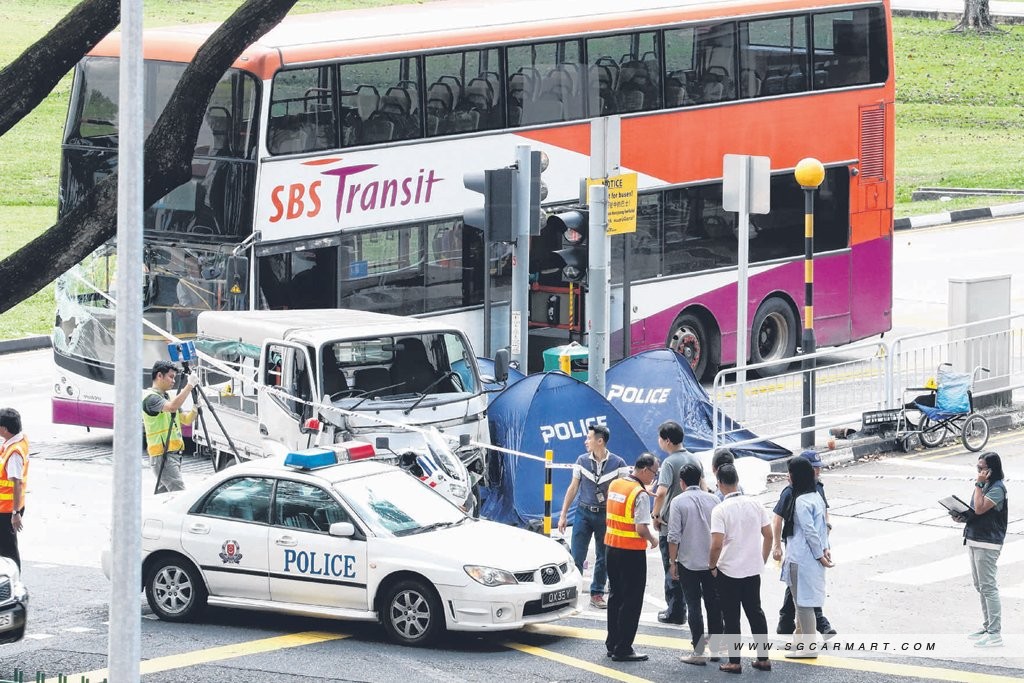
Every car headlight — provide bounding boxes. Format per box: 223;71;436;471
464;565;517;587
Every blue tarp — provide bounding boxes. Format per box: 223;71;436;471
605;349;791;461
481;372;648;527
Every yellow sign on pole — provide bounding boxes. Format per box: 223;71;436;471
589;173;638;235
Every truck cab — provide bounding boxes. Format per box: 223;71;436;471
191;309;506;506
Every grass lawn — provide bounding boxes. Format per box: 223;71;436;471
1;8;1023;337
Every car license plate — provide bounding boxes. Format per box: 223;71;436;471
0;613;12;628
541;586;577;608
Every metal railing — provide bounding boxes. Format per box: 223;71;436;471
711;312;1024;449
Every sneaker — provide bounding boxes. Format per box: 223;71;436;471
590;594;608;609
975;634;1003;648
967;629;987;640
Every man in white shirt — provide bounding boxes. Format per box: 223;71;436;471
709;463;772;673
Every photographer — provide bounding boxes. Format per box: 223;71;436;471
143;361;197;493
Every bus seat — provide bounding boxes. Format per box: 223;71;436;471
427;82;454;114
356;85;380;121
665;78;689;107
482;71;502;106
438;75;463;101
354;367;392;395
785;70;807;93
465;78;493;112
763;70;787;96
340;108;363;146
362;112;395;144
446;109;480;133
595;57;620;89
739;69;762;98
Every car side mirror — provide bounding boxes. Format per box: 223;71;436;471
492;348;509;383
329;522;355;538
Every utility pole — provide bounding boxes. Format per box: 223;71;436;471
587;117;620;394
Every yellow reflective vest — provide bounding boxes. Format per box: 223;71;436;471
0;435;29;513
142;389;184;457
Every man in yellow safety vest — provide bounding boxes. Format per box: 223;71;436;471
0;408;29;569
142;361;197;493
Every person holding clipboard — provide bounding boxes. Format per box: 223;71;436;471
944;452;1008;648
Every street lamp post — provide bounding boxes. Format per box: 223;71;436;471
794;158;824;449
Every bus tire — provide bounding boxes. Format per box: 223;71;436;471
750;297;797;377
668;312;715;382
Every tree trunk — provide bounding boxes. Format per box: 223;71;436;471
0;0;119;138
0;0;300;316
950;0;1001;32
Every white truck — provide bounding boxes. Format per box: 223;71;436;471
190;309;507;510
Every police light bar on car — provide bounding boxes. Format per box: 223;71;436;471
284;447;338;470
336;440;376;461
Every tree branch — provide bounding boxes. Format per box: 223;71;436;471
0;0;120;138
0;0;300;316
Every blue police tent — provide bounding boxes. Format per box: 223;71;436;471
605;349;790;461
481;372;648;527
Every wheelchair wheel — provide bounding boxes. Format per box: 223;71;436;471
919;417;946;448
961;414;990;452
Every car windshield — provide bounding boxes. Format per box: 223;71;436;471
334;470;466;537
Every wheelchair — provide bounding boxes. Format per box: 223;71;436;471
897;363;990;453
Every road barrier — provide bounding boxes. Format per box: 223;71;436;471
712;313;1024;450
2;672;105;683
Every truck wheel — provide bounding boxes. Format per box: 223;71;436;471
381;579;444;646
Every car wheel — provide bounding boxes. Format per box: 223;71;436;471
381;579;444;646
145;555;208;622
750;297;798;377
668;312;714;382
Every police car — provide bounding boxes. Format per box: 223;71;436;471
103;450;581;645
0;557;27;644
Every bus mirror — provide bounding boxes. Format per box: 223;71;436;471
492;348;509;383
226;256;248;309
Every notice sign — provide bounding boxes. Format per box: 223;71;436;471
589;173;638;235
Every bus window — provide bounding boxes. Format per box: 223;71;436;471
425;48;504;135
426;221;464;312
339;57;422;146
339;226;425;316
507;38;584;126
813;8;888;88
611;194;662;284
269;66;339;154
586;31;661;115
743;15;809;97
662;185;737;276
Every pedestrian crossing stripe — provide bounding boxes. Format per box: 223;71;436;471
872;539;1024;585
829;525;955;564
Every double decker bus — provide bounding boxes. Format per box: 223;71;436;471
53;0;894;429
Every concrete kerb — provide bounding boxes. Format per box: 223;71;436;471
894;201;1024;232
766;410;1023;474
0;335;51;355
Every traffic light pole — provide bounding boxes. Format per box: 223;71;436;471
511;145;533;370
588;182;609;394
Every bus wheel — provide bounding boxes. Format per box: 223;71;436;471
668;313;713;381
750;298;797;377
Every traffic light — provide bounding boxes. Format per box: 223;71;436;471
544;208;589;283
463;168;516;242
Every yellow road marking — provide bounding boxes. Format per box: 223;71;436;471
523;623;1024;683
53;630;348;682
505;641;653;683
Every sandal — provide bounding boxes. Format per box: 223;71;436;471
752;660;772;671
719;663;743;674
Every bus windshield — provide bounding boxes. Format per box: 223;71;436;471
61;57;260;240
54;244;247;364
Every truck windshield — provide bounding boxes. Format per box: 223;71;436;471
335;470;465;537
322;331;479;399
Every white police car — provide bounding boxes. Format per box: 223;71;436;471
103;450;581;645
0;557;27;644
